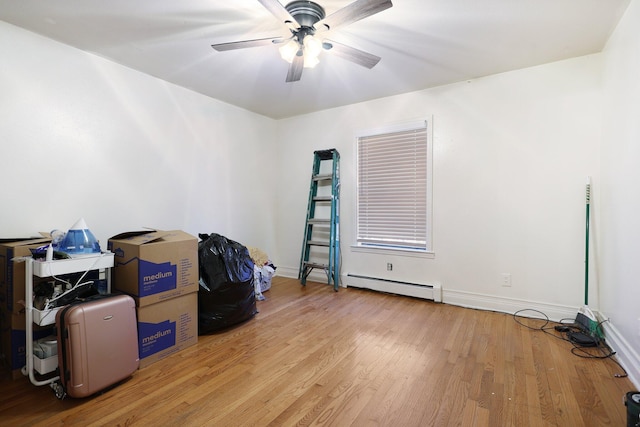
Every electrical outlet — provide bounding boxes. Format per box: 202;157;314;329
501;273;511;287
387;263;393;271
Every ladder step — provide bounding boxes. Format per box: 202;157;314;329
313;173;333;181
313;196;332;202
314;149;336;160
303;261;328;270
307;240;329;247
308;219;330;225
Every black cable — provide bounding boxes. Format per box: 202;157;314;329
512;308;550;330
512;308;627;379
568;318;629;378
513;309;581;344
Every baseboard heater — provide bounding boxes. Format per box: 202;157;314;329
344;274;442;303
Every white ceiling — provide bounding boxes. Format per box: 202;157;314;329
0;0;631;119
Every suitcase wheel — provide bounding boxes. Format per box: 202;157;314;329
51;382;66;400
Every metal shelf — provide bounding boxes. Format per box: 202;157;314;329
32;306;62;326
24;253;114;389
32;252;114;277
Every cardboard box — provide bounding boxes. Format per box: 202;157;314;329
0;238;51;314
108;230;198;307
136;292;197;369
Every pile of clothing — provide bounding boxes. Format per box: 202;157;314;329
247;246;276;301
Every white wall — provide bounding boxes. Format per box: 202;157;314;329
0;21;279;253
276;54;603;320
600;0;640;386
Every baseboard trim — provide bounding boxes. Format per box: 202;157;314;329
443;289;579;323
276;266;346;287
279;267;575;320
276;266;298;278
342;273;442;302
598;320;640;389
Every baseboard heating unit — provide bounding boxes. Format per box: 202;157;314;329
344;274;442;303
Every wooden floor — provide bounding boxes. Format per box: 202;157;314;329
0;277;634;426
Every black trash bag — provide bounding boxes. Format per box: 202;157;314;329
198;233;256;334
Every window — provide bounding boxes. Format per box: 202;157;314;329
355;119;432;253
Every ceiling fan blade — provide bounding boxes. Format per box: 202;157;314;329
315;0;392;32
258;0;301;28
212;36;284;51
286;53;304;82
323;40;381;69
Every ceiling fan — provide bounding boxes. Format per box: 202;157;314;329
212;0;393;82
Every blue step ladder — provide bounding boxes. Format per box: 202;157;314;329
299;149;341;291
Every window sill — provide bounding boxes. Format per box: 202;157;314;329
350;244;435;259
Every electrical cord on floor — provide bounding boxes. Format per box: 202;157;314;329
512;309;577;343
567;318;629;378
512;309;628;378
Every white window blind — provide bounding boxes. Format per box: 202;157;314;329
357;122;429;250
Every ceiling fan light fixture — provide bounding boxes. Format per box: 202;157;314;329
303;35;322;58
303;54;320;68
279;39;299;63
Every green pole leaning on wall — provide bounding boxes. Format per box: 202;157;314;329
584;176;590;306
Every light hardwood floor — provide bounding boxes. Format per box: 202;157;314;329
1;276;634;426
